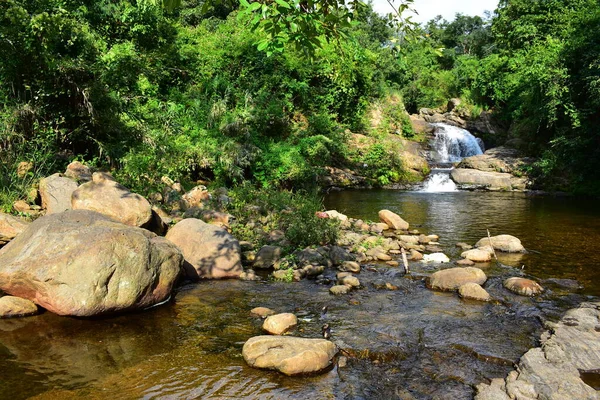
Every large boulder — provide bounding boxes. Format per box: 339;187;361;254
71;172;152;227
0;296;38;318
39;173;78;214
475;234;525;253
451;169;514;191
243;336;337;376
428;267;487;291
378;210;409;230
0;210;182;316
0;213;29;246
165;218;242;279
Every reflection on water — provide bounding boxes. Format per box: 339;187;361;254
1;191;598;399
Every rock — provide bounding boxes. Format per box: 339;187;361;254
409;115;434;134
450;168;516;191
330;285;351;295
301;265;325;277
239;269;259;281
425;244;443;253
12;200;31;213
324;210;348;221
165;218;242;279
267;230;286;243
243;335;337;376
447;98;461;112
339;261;361;273
0;296;38;318
475;302;600;400
458;283;491;301
294;248;331;268
503;277;543;296
422;253;450;263
409;249;423;261
200;210;233;227
16;161;33;179
64;161;92;182
38;173;78;214
456;258;475;266
461;247;493;262
378;210;409;230
262;313;297;335
0;213;29;246
251;307;276;318
386;261;399;267
428;267;487;291
370;223;387;234
329;246;353;266
458;146;530;175
399;235;420;244
145;208;169;236
338;275;360;288
71;172;152;227
376;252;392;261
0;210;182;316
181;186;210;210
475;234;525;253
456;242;472;250
253;245;282;269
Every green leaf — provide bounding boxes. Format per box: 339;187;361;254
275;0;292;9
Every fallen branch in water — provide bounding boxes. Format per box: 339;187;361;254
401;248;410;274
487;229;498;261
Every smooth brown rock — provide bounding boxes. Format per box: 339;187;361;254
330;285;351;295
339;261;361;273
39;173;78;214
409;249;423;261
338;275;360;288
0;296;38;318
64;161;92;182
428;267;487;291
456;258;475;266
12;200;30;213
459;283;491;301
461;247;493;263
262;313;297;335
0;213;29;245
71;172;152;227
166;218;242;279
503;277;543;296
251;307;276;318
243;335;337;376
379;210;409;230
475;234;525;253
0;210;182;316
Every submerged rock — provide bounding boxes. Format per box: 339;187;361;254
503;277;543;296
166;218;242;280
458;283;491;302
251;307;276;318
262;313;297;335
0;210;182;316
243;335;337;376
0;296;38;318
475;234;525;253
428;267;487;291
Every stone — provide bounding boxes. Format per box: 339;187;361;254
71;172;152;227
386;261;399;267
450;168;514;191
262;313;297;335
302;265;325;277
12;200;30;213
251;307;276;318
379;210;409;230
253;245;282;269
422;253;450;263
38;173;78;214
330;285;351;295
409;249;423;261
294;248;331;268
64;161;92;182
458;283;491;301
324;210;348;221
461;247;493;262
425;244;443;253
0;296;38;318
428;267;487;291
0;213;29;246
338;275;360;288
456;242;472;250
181;185;210;209
239;269;259;281
165;218;242;279
503;277;543;296
243;335;337;376
200;210;233;227
456;258;475;266
267;230;286;243
0;210;182;316
16;161;33;179
399;235;420;244
475;234;525;253
376;252;392;261
339;261;361;273
329;246;354;266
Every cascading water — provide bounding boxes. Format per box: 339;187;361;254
421;123;485;192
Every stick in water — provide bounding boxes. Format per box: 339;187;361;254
401;248;410;274
487;229;498;261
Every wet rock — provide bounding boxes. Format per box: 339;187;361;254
503;277;543;296
0;296;38;318
422;253;450;263
302;265;325;277
376;252;392;261
0;213;29;246
329;246;354;266
386;260;399;267
378;210;409;230
475;234;525;253
408;249;423;261
64;161;92;182
461;247;493;263
456;258;475;266
456;242;472;250
428;267;487;291
338;275;360;288
425;244;443;253
0;210;182;316
239;269;259;281
165;218;242;279
72;172;152;227
339;261;361;273
253;245;282;269
324;210;348;221
330;285;351;295
251;307;276;318
39;173;78;214
262;313;297;335
243;335;337;376
458;283;491;301
294;248;331;268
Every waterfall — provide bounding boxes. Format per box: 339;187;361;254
420;123;484;192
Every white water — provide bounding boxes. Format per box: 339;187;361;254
421;124;485;192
